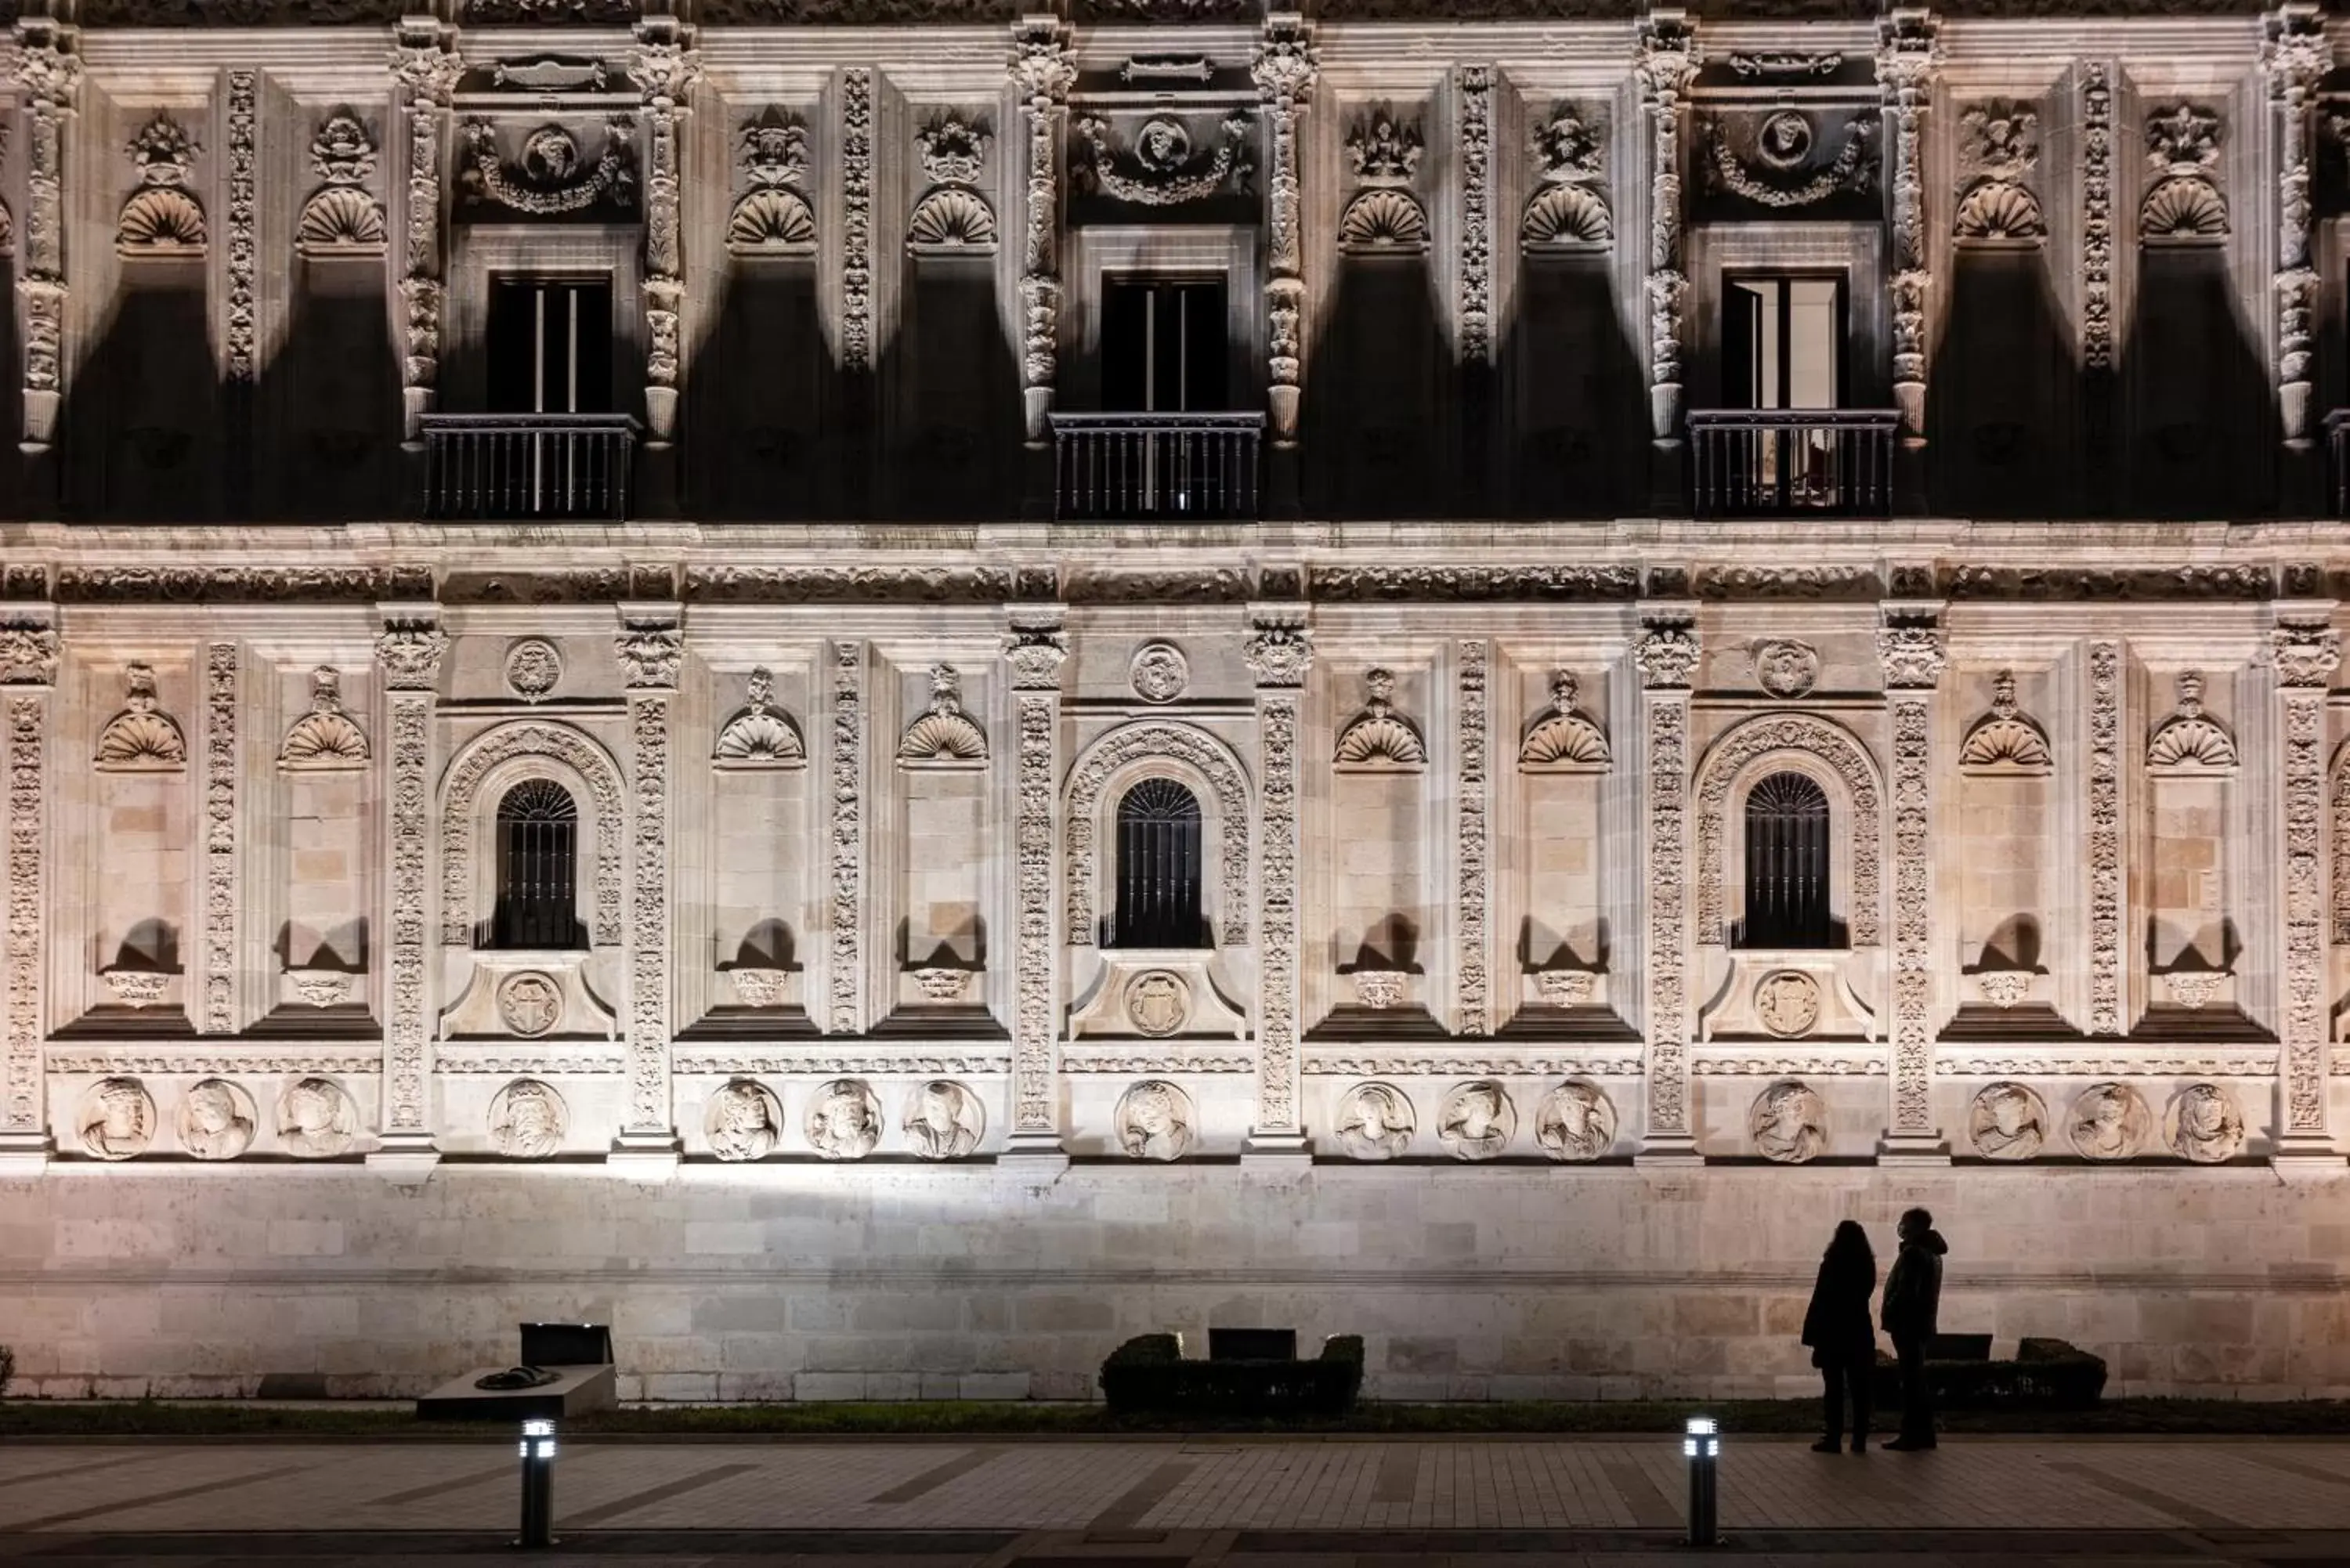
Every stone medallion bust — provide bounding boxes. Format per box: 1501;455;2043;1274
178;1078;256;1162
489;1078;566;1159
79;1077;156;1161
805;1078;883;1161
1749;1079;1827;1163
1535;1082;1615;1162
705;1078;783;1162
1115;1079;1195;1162
1335;1081;1415;1160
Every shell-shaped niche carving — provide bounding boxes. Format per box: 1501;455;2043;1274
898;663;986;767
2146;670;2237;772
713;667;806;767
906;186;998;254
1336;186;1430;253
1518;670;1609;772
727;186;816;254
1333;667;1426;771
2140;175;2228;242
1520;182;1613;248
280;666;370;771
1952;180;2046;242
118;186;208;256
296;186;389;257
96;663;187;771
1957;670;2051;775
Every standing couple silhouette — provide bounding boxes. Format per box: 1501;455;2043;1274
1799;1207;1947;1453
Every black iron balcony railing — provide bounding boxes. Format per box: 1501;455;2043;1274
421;413;642;520
1049;411;1264;521
1687;409;1900;518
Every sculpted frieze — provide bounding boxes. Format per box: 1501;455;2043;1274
1701;108;1878;211
1309;565;1638;602
700;0;1018;20
82;0;403;20
686;566;1015;604
459;120;637;220
1693;565;1878;601
675;1052;1009;1075
1072;112;1255;208
462;0;639;21
1303;1052;1643;1076
1941;564;2272;600
56;565;431;605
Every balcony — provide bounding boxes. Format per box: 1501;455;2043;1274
1049;411;1264;522
420;413;642;521
1687;410;1900;518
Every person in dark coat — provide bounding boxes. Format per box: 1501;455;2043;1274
1880;1206;1948;1450
1800;1219;1878;1452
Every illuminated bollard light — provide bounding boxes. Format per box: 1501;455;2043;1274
516;1418;558;1548
1682;1415;1719;1548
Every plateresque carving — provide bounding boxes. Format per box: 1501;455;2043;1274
2069;1081;2150;1160
1968;1080;2046;1160
1334;1080;1415;1159
79;1076;157;1160
280;667;369;770
2141;103;2226;241
278;1076;360;1158
1124;970;1191;1037
902;1079;985;1159
805;1078;883;1160
179;1078;257;1161
729;113;815;255
1695;714;1881;947
713;667;806;766
1958;670;2051;774
2146;670;2238;771
1703;109;1877;208
1116;1078;1195;1161
1535;1081;1615;1162
497;972;562;1037
1524;103;1611;249
1753;640;1820;699
1073;112;1253;206
1749;1079;1827;1163
2167;1082;2244;1163
1129;641;1190;703
1332;667;1426;769
1519;670;1610;771
705;1078;783;1161
1437;1079;1513;1161
461;120;637;217
440;721;627;949
1067;721;1251;948
298;112;388;257
489;1078;566;1158
898;664;987;766
503;638;562;703
95;663;187;771
909;114;997;254
1337;112;1427;252
1753;970;1822;1039
1953;100;2044;242
119;113;206;256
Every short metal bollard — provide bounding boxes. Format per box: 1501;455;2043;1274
1682;1415;1719;1547
515;1418;557;1548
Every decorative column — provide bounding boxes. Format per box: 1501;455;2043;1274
2264;5;2328;451
12;23;78;455
629;23;700;449
1252;13;1318;447
1635;11;1697;448
1245;605;1311;1159
614;607;683;1169
1636;607;1700;1162
2084;638;2124;1036
390;20;463;446
826;640;867;1037
199;642;241;1036
2271;607;2341;1167
1456;65;1495;366
2080;62;2115;495
0;613;57;1172
371;607;446;1177
1010;17;1076;446
1003;605;1069;1163
1455;638;1491;1037
1877;9;1940;449
1878;604;1948;1162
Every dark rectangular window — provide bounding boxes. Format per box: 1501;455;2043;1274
1723;274;1843;411
486;276;613;415
1102;276;1227;413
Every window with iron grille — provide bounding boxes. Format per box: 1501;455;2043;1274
1736;771;1835;948
1112;778;1206;948
491;779;583;950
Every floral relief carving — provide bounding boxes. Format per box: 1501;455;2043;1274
714;667;805;767
1953;100;2044;242
1254;14;1318;443
2081;64;2114;371
2282;685;2327;1138
380;621;440;1139
1886;675;1936;1138
1007;612;1065;1140
728;114;815;254
841;69;873;370
4;694;42;1136
1456;641;1489;1038
614;620;683;691
1011;21;1076;423
1307;1052;1643;1078
1694;714;1882;947
898;664;987;766
95;663;188;771
1332;667;1426;770
1072;113;1253;207
2146;670;2238;772
1702;109;1878;208
1066;721;1251;949
1458;66;1493;360
225;74;258;378
201;644;239;1036
280;667;370;771
1519;670;1609;771
2086;641;2123;1035
119;112;207;257
1258;688;1303;1135
1958;670;2051;774
2142;103;2226;240
829;642;865;1034
439;722;627;949
1641;620;1695;1143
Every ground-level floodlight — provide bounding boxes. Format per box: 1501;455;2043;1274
1682;1415;1719;1547
516;1417;557;1548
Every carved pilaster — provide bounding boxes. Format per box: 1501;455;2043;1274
1246;606;1311;1157
828;640;866;1037
1253;15;1317;447
0;612;56;1172
371;608;445;1177
2265;5;2328;450
1457;66;1495;365
2081;63;2114;377
2272;609;2340;1167
840;68;873;374
391;23;462;446
1011;19;1076;446
1636;608;1699;1161
1003;606;1068;1162
1455;638;1490;1036
615;608;682;1166
630;27;700;449
1636;12;1698;445
11;24;79;455
224;70;258;386
1878;10;1940;447
200;642;240;1036
2085;639;2124;1036
1878;606;1947;1162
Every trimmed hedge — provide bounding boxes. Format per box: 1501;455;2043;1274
1875;1335;2108;1411
1099;1333;1366;1418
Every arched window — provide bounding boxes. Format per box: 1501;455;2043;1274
492;779;581;949
1737;771;1833;948
1112;779;1205;948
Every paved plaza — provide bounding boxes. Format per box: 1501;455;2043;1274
5;1436;2350;1566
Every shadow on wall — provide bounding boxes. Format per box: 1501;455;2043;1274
67;263;222;522
1927;249;2077;518
251;260;400;522
1304;254;1452;519
879;255;1021;522
2123;247;2274;518
1502;255;1643;518
683;258;847;520
0;255;20;518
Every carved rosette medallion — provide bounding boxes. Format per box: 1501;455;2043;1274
504;638;562;703
379;616;445;1140
497;972;562;1037
201;644;239;1035
1129;641;1189;703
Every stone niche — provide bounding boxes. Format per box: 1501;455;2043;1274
889;659;990;1020
1325;662;1434;1029
79;657;195;1025
1509;660;1614;1028
2139;663;2247;1029
1951;663;2061;1028
269;661;375;1024
704;660;814;1023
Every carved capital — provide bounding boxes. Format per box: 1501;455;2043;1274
0;622;59;687
375;619;446;692
616;616;684;691
2264;4;2330;99
1252;14;1318;112
1010;17;1077;109
1636;616;1700;690
1876;615;1947;689
1246;616;1314;688
1003;616;1069;691
390;29;464;107
10;27;81;111
2272;620;2342;688
627;31;702;109
1875;8;1941;102
1635;10;1700;105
